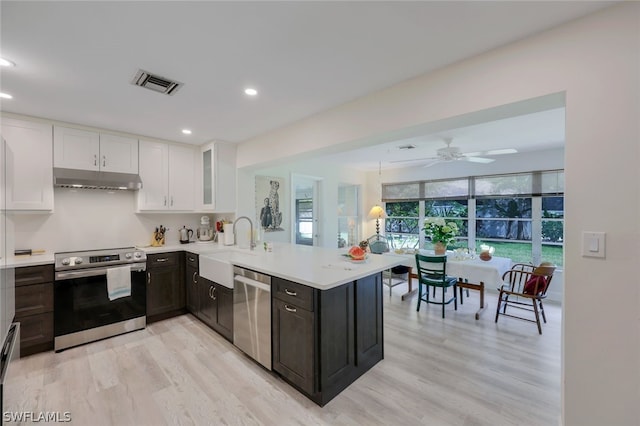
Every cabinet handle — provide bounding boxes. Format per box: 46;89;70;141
156;258;169;263
164;196;167;206
284;289;297;297
188;257;195;262
147;272;151;285
94;154;97;166
170;196;174;206
211;286;216;300
284;304;297;313
102;155;106;167
192;271;198;284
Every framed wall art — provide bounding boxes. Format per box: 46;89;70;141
255;175;285;232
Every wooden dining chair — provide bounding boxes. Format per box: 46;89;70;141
495;262;556;334
415;254;457;318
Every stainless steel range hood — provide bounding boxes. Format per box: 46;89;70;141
53;168;142;190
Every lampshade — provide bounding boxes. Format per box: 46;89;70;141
368;205;387;219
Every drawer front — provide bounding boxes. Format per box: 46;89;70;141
18;312;54;349
15;283;54;317
147;252;181;269
185;252;199;268
273;277;314;311
15;264;54;287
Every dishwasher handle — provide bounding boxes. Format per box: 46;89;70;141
234;275;271;292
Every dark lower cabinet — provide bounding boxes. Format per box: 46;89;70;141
355;273;384;369
15;264;55;357
216;284;233;340
146;252;185;322
197;276;233;342
272;298;317;395
198;277;217;327
185;252;199;314
272;272;383;406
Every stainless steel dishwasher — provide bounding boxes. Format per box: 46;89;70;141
233;266;272;370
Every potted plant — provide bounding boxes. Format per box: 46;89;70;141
423;218;459;255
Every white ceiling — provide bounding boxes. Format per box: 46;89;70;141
0;1;612;153
322;106;566;170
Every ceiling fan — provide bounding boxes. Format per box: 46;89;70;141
391;138;517;167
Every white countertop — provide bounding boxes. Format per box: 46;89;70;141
1;254;55;268
136;241;228;255
1;243;406;290
199;242;405;290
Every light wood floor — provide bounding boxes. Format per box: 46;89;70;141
6;283;561;425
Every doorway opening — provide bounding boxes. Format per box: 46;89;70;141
291;174;322;246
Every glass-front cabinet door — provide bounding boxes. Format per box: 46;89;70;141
198;142;236;213
201;144;214;208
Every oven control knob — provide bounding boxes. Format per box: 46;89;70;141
125;253;132;259
134;252;142;259
75;257;83;264
61;258;70;266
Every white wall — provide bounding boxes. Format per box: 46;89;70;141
235;4;640;425
11;188;228;252
236;159;367;248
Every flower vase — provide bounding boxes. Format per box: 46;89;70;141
434;242;446;255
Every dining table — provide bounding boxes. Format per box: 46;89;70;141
384;250;513;319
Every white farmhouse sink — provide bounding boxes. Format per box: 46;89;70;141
199;253;235;289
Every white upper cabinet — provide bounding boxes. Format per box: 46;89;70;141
137;140;195;211
198;142;236;212
168;144;196;210
1;118;54;211
97;134;139;174
54;126;138;174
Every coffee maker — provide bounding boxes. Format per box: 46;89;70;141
196;216;214;242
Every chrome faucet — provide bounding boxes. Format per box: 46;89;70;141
233;216;256;250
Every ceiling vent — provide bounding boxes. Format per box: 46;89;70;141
131;69;182;95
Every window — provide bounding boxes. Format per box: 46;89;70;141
384;201;419;249
337;184;360;248
381;170;564;267
295;199;313;245
425;199;468;250
541;196;564;266
476;197;532;264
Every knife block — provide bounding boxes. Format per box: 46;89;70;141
151;231;165;247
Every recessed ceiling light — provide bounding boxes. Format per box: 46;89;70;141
244;88;258;96
182;129;192;135
0;92;13;99
0;58;15;67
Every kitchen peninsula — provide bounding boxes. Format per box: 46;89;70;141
6;241;404;406
146;241;405;405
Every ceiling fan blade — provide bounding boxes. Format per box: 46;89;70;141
464;148;518;157
422;159;441;168
389;156;438;164
463;156;495;164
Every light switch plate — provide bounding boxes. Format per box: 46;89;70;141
582;231;606;258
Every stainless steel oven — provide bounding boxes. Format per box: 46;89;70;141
54;247;147;351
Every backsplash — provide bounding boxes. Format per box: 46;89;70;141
11;188;231;254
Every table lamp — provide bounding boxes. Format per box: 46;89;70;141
368;205;387;240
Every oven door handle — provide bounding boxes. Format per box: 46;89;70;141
55;263;147;280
